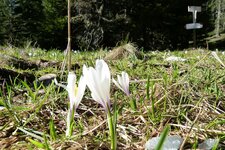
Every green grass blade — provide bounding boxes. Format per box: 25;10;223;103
129;97;137;111
28;138;45;149
49;118;57;141
21;80;36;101
113;98;118;148
155;125;170;150
150;81;156;119
146;76;150;100
44;134;51;150
212;139;220;150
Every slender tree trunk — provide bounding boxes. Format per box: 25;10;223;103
215;0;221;37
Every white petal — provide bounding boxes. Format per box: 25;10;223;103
121;73;127;89
123;72;129;86
100;61;111;105
68;91;76;111
102;60;110;84
93;60;111;103
97;59;110;89
91;68;109;105
83;60;111;112
74;75;86;110
101;73;110;99
91;92;108;111
122;72;130;95
67;72;77;109
83;67;103;104
117;75;125;93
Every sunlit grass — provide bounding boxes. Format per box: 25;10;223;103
0;46;225;149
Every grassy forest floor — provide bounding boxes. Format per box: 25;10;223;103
0;45;225;149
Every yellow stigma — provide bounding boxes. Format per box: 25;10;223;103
74;85;78;96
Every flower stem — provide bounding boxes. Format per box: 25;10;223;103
66;108;74;137
107;111;116;150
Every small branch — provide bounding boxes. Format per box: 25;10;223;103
67;0;71;72
170;123;225;134
130;79;163;83
82;120;106;136
179;107;202;149
54;78;67;90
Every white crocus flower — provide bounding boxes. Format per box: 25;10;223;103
66;72;86;111
54;72;86;111
113;71;130;96
54;72;86;137
83;60;117;149
83;59;111;112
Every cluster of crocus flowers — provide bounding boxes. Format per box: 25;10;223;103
55;59;130;149
83;59;130;150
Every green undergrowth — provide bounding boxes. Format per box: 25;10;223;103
0;46;225;149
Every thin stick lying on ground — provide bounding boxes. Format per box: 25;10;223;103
211;51;225;68
179;107;202;149
170;123;225;134
129;79;163;83
82;120;107;136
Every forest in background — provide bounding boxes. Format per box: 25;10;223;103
0;0;225;51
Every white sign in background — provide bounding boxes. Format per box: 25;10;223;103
185;6;203;30
185;23;203;30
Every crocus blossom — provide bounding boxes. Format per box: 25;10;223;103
67;72;86;111
83;59;117;149
112;71;130;96
54;72;86;137
54;72;86;111
83;59;111;112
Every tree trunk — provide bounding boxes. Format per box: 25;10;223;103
215;0;221;37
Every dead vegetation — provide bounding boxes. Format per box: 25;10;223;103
104;43;143;60
0;47;225;149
